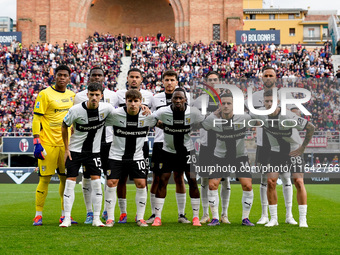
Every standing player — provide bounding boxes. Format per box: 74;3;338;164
60;82;114;227
251;90;315;227
32;65;76;226
193;71;231;224
74;67;118;224
202;93;255;226
252;66;297;225
104;90;157;227
146;70;190;224
152;88;205;227
114;68;154;223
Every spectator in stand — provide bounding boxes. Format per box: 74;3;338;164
1;32;339;136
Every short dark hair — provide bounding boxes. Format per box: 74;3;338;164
162;70;178;80
220;92;233;99
89;66;104;76
126;89;142;100
262;66;276;73
55;65;71;75
206;71;220;79
173;87;187;98
263;89;273;97
88;82;103;93
128;68;143;76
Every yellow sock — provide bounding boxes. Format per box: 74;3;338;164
35;176;51;212
59;175;66;211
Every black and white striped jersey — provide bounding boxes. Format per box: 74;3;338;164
251;109;307;154
251;89;295;146
116;89;154;107
105;107;157;160
152;105;204;154
202;113;252;159
152;91;191;143
192;94;220;146
63;102;114;153
74;88;118;143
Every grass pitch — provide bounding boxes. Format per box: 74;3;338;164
0;184;339;254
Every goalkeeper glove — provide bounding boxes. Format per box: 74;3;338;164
33;138;46;160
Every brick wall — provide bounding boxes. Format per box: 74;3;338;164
17;0;243;46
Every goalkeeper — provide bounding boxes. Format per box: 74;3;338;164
32;65;76;226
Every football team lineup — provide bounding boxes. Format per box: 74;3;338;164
30;66;317;229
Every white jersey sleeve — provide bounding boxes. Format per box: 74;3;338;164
63;105;78;127
74;90;88;105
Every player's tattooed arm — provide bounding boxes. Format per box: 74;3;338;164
289;122;315;157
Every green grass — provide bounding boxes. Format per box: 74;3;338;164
0;184;339;254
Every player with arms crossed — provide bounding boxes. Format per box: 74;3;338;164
60;82;114;227
104;90;156;227
251;89;315;227
193;71;231;224
74;66;118;224
114;68;154;223
202;93;255;226
252;66;297;225
147;70;191;224
152;88;205;227
32;65;77;226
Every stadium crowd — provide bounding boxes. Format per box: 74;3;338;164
0;32;339;136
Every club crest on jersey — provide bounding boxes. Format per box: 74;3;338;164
139;120;144;126
70;97;73;102
185;118;191;125
159;163;163;169
142;97;145;102
106;99;110;103
100;113;105;120
42;166;46;172
107;170;111;176
64;168;67;174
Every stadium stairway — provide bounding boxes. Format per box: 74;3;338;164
117;56;132;90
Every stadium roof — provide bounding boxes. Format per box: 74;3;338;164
244;8;307;14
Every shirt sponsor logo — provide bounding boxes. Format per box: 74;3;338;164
55;108;70;113
173;120;184;124
127;121;137;126
88;117;99;121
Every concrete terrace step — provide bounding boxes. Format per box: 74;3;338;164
117;56;132;90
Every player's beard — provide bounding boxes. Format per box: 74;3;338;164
264;81;275;89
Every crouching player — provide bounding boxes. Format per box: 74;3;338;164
60;82;114;227
103;90;156;227
202;93;255;226
251;89;315;227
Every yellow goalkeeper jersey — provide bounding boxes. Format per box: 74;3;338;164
34;86;75;146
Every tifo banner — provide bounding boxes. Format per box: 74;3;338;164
236;30;280;45
0;32;22;45
1;137;34;154
307;137;328;148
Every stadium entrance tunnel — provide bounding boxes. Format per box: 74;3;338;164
86;0;176;39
